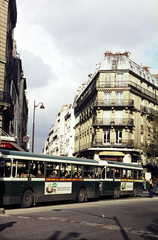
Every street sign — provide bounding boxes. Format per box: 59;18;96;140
23;136;29;143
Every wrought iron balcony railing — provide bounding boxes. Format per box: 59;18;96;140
92;139;134;147
94;99;134;107
92;118;134;126
0;91;12;105
97;81;158;101
140;105;158;115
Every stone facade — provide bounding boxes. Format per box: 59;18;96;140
0;0;28;150
42;104;75;157
73;51;158;164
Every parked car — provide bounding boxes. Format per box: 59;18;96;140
153;182;158;194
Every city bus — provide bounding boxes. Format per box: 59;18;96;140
0;149;101;208
98;160;143;198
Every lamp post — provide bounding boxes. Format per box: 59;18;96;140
32;100;45;153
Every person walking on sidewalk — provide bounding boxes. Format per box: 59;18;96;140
149;179;154;198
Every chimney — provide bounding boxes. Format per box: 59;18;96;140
143;66;151;73
104;51;131;58
123;51;131;58
153;74;158;79
96;63;101;69
104;51;113;57
88;73;93;79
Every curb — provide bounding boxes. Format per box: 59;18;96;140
0;208;5;214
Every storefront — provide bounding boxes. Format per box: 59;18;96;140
99;151;125;162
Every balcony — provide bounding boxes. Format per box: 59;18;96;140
140;105;158;115
94;99;134;107
97;81;158;102
75;81;97;113
0;91;14;119
0;91;12;105
92;139;134;148
92;118;134;127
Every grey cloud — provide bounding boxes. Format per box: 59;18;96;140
16;0;158;69
20;51;56;89
21;0;158;57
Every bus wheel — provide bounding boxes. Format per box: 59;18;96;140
133;187;138;197
21;189;33;208
77;188;85;203
113;187;119;199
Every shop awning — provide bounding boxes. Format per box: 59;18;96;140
99;151;125;156
9;142;26;152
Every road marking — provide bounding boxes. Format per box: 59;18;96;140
36;217;49;220
0;214;10;217
38;216;158;238
1;214;158;238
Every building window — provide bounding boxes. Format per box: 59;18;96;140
116;93;123;105
116;74;124;87
112;60;117;69
103;130;110;144
103;110;111;124
115;130;122;144
115;110;123;124
104;93;111;105
112;60;117;65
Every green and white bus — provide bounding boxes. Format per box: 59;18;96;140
98;160;143;198
0;150;101;208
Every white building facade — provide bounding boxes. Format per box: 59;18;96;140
42;104;75;157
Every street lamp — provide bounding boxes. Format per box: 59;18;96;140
32;100;45;153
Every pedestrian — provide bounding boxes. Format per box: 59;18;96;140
146;180;150;192
143;179;146;191
149;179;154;198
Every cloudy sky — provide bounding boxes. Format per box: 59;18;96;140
14;0;158;153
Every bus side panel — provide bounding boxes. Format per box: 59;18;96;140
99;180;117;196
34;180;100;203
134;181;143;194
0;180;24;205
72;181;99;199
84;181;99;199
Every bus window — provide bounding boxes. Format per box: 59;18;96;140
123;169;127;178
119;169;123;178
130;170;134;179
96;167;104;179
106;168;110;178
134;170;138;179
97;167;105;179
127;170;132;179
13;159;29;178
60;163;71;178
106;168;114;178
83;165;95;178
46;163;60;178
72;165;82;178
30;161;44;178
138;170;142;180
115;169;120;178
0;159;11;177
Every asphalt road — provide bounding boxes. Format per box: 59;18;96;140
0;192;158;240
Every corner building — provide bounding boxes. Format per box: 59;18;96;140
0;0;28;151
73;51;158;164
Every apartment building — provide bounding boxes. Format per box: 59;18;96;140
42;104;75;157
73;51;158;164
0;0;28;151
